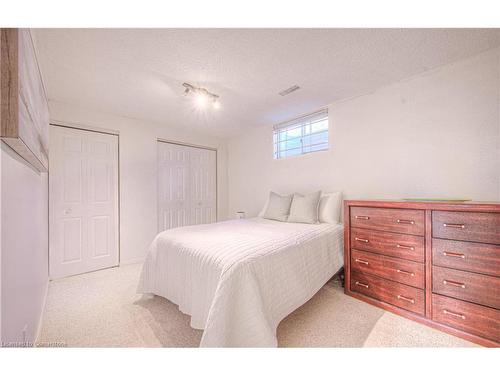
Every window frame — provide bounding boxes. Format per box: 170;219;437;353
273;109;329;160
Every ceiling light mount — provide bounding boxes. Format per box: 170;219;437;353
183;82;220;110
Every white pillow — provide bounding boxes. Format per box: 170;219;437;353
262;192;293;222
287;191;322;224
318;191;342;224
258;196;270;217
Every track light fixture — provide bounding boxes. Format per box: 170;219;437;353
183;82;220;110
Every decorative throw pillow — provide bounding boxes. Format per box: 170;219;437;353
318;192;342;224
287;191;322;224
262;192;293;222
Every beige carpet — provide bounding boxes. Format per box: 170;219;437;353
37;263;478;347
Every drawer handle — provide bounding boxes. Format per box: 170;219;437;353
355;237;369;243
443;280;466;289
397;219;415;225
396;244;415;251
443;251;465;259
354;258;369;265
443;223;465;229
443;309;466;320
355;215;370;220
396;269;415;277
397;295;415;304
355;281;369;288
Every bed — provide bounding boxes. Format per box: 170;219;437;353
137;217;344;347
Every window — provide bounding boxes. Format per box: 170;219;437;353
273;109;329;159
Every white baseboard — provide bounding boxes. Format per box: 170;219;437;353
34;278;49;345
119;257;145;266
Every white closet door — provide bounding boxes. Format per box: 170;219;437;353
158;141;216;232
158;142;191;230
191;147;217;225
49;126;119;279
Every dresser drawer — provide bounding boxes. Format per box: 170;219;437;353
350;207;424;236
433;239;500;277
351;227;424;263
432;211;500;245
351;271;425;315
433;266;500;309
432;294;500;343
351;249;425;288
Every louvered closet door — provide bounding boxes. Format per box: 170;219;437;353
49;126;119;279
158;141;216;232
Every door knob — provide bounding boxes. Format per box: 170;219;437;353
64;208;72;215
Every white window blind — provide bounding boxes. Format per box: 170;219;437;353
273;109;329;159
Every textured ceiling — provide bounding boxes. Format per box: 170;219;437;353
32;28;500;138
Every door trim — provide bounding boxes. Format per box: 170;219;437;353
50;121;119;136
48;124;121;279
157;139;218;227
157;137;217;152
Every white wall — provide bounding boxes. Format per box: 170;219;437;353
48;101;228;264
1;144;49;344
228;48;500;218
0;152;1;343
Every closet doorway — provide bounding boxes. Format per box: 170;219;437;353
49;125;119;279
157;140;217;232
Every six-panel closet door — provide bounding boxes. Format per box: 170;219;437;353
158;141;216;232
49;126;119;279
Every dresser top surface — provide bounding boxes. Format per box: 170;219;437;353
344;199;500;212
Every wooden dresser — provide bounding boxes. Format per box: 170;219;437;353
344;200;500;347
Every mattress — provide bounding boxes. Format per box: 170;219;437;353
137;217;344;347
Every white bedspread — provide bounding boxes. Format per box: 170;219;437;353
137;217;344;347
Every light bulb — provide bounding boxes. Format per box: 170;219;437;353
194;92;208;108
